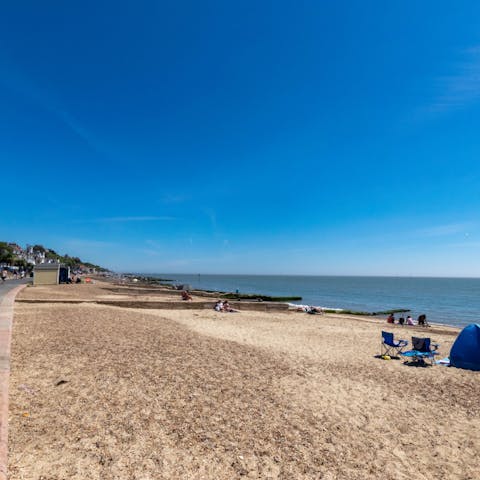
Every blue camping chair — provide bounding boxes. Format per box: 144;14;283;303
401;337;439;365
381;331;408;357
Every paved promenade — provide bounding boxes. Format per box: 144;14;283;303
0;280;29;302
0;279;29;480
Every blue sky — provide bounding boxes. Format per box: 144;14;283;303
2;1;480;275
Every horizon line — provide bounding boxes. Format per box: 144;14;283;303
121;272;480;280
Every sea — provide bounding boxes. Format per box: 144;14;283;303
145;274;480;328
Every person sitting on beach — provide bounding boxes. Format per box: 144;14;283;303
406;315;414;326
386;314;395;324
181;290;193;301
214;301;224;312
398;317;405;326
417;314;429;327
296;306;309;312
222;301;238;312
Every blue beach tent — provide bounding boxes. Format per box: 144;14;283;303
450;324;480;371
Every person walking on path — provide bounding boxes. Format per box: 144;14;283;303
0;269;7;282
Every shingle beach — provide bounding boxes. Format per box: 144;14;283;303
8;280;480;479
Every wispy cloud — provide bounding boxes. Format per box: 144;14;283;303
416;222;474;237
163;259;191;268
203;208;218;231
63;239;116;249
145;239;162;248
160;193;189;204
140;249;161;257
95;216;175;223
139;240;163;256
0;58;103;154
448;241;480;248
428;46;480;113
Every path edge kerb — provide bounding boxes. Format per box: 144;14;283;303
0;285;27;480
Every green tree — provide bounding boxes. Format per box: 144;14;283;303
32;244;46;253
0;242;14;264
13;258;28;269
46;250;59;260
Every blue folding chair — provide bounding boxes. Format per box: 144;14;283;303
401;337;439;365
381;331;408;357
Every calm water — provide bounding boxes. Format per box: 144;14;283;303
146;274;480;328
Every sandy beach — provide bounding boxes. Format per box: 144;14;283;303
8;281;480;479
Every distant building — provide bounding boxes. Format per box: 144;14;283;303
7;243;23;256
25;245;46;265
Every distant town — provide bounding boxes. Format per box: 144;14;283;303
0;242;106;275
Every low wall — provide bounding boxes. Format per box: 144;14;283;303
16;299;290;312
97;300;290;312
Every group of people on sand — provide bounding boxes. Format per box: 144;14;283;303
180;290;239;312
1;268;26;282
181;290;193;301
387;313;429;327
295;305;324;314
214;300;238;312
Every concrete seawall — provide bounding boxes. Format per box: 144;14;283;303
16;299;290;312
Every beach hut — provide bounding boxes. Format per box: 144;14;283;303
33;263;62;286
450;324;480;371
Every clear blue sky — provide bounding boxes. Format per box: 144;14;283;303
2;1;480;276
